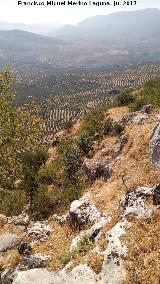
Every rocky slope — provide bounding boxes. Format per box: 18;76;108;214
0;105;160;284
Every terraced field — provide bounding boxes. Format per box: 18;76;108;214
15;63;160;140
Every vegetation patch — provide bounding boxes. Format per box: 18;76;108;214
0;188;27;217
86;252;104;274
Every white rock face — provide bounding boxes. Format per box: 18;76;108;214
0;233;21;252
150;122;160;168
82;157;112;184
132;113;147;124
101;220;130;284
70;218;110;252
27;222;52;240
120;186;153;218
8;214;30;227
106;220;129;258
13;265;98;284
69;194;106;228
13;268;55;284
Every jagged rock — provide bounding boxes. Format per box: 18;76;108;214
12;268;55;284
0;234;22;252
119;135;128;151
120;186;153;218
105;220;128;258
1;268;17;284
27;222;52;240
152;184;160;205
70;218;110;252
12;265;98;284
150;122;160;168
12;218;128;284
17;254;51;270
113;135;128;158
155;115;160;122
8;214;30;228
121;112;147;125
102;220;129;284
132;113;147;124
142;104;154;114
82;157;112;184
1;255;51;284
121;113;135;125
55;214;68;225
18;242;32;256
68;194;106;229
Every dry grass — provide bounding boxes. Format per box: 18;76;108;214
0;249;21;269
106;106;129;121
0;223;24;237
32;220;77;271
86;252;104;274
85;110;159;216
123;210;160;284
90;114;160;216
111;120;160;190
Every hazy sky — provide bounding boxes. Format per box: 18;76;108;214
0;0;160;24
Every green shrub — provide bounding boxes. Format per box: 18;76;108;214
58;251;72;267
31;185;62;220
31;176;84;220
142;77;160;107
72;237;95;258
22;149;47;174
60;178;84;205
0;189;27;216
77;108;104;139
38;159;62;185
103;118;113;135
76;132;93;156
129;77;160;111
116;91;135;106
113;122;124;135
63;120;74;131
58;237;95;268
58;139;83;181
21;149;48;201
129;97;146;111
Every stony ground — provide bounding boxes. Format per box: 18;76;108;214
0;105;160;284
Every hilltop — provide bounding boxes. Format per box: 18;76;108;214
0;76;160;283
0;21;63;35
0;29;65;65
1;9;160;68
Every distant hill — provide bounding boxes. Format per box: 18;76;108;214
52;8;160;42
0;21;63;35
48;9;160;67
1;9;160;68
0;29;65;66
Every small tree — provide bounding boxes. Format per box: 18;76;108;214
116;91;135;106
0;67;43;179
59;139;82;181
21;149;47;202
76;132;93;156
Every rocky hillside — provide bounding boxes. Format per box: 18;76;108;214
0;96;160;283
